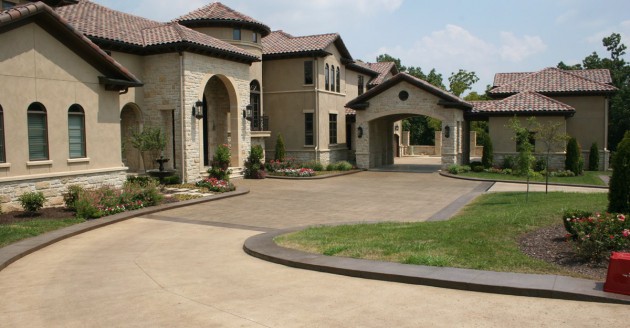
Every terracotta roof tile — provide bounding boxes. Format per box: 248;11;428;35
367;62;397;86
494;69;612;87
56;1;257;61
175;2;270;36
490;67;616;95
263;30;340;55
471;91;575;114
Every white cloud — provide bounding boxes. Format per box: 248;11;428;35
555;9;578;24
586;20;630;45
499;32;547;62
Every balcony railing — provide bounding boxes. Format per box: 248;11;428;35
250;115;269;131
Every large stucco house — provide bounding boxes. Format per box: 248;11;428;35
0;0;616;211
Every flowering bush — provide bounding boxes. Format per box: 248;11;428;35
209;144;232;181
265;158;299;172
562;210;630;262
98;200;144;216
274;168;316;177
195;178;235;192
72;180;162;219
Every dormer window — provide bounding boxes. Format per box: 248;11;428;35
233;28;241;40
252;32;258;43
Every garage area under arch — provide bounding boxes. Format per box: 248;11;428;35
346;73;472;170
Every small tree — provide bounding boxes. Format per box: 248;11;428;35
129;126;167;171
608;131;630;213
565;137;583;175
208;144;231;181
480;133;493;168
531;119;569;193
588;142;600;171
508;117;535;201
274;133;286;161
244;145;266;179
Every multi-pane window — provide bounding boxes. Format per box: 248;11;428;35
252;32;258;43
68;104;86;158
304;61;313;85
331;65;335;92
250;80;261;130
329;114;337;144
325;64;330;90
305;113;314;146
358;75;364;95
233;28;241;40
336;67;340;93
27;102;49;160
0;105;4;163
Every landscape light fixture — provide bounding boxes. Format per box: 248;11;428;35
193;99;204;120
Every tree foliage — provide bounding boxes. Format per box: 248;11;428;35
448;69;480;97
481;133;493;168
588;142;600;171
565;137;583;175
608;131;630;213
274;133;286;161
558;32;630;151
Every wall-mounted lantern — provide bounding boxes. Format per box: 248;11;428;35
243;104;253;121
357;126;363;138
444;125;450;138
192;99;204;120
395;125;399;132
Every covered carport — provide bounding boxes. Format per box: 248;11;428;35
346;73;472;170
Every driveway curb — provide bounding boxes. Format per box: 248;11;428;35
0;188;249;272
439;171;609;189
243;228;630;305
266;169;364;180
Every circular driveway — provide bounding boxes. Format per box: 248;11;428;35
0;171;627;327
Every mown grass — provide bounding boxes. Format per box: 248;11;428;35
275;192;607;277
0;218;85;248
457;170;610;186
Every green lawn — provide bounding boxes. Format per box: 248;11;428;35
0;218;85;248
276;192;607;277
456;170;610;186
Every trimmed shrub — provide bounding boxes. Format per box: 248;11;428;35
209;144;231;181
162;175;181;185
534;157;547;172
274;133;286;161
63;185;84;211
326;163;335;171
588;142;599;171
447;165;471;174
481;134;493;168
609;131;630;213
502;155;515;170
244;145;266;179
18;191;46;214
565;137;583;175
470;161;484;172
301;160;324;171
335;161;353;171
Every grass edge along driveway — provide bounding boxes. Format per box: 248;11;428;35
276;192;607;279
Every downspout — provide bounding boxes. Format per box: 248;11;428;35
314;56;319;162
179;52;187;182
604;96;609;170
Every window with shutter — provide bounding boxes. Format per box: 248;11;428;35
27;103;48;161
68;104;86;158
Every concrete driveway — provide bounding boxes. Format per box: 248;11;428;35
0;171;627;327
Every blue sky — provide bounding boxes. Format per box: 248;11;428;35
92;0;630;93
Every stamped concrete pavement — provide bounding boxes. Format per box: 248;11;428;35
0;171;628;327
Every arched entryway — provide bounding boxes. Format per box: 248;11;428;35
201;75;240;168
346;73;471;170
120;103;143;172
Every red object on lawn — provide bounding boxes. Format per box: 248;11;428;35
604;252;630;295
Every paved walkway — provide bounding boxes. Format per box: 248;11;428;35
0;170;628;327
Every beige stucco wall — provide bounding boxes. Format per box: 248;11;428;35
0;23;125;180
554;96;607;150
489;116;567;153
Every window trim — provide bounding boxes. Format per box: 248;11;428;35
27;102;49;161
68;104;86;159
329;113;338;145
0;105;5;163
304;112;314;146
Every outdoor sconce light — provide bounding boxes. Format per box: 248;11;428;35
395;125;399;132
192;99;204;120
357;126;363;138
444;125;450;138
243;104;253;121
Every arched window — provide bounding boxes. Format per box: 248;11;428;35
336;67;340;93
68;104;86;158
325;64;329;91
0;105;4;163
250;80;262;130
27;102;48;160
331;65;335;92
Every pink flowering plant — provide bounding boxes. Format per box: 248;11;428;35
274;168;316;177
195;177;235;193
563;210;630;262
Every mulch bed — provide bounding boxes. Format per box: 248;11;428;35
518;224;609;280
0;207;76;225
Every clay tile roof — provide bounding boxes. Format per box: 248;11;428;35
175;2;270;36
56;1;257;62
367;62;398;86
471;91;575;114
493;69;612;87
0;1;141;87
490;67;617;95
345;60;379;76
262;30;353;60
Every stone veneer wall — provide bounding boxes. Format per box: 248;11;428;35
0;169;127;212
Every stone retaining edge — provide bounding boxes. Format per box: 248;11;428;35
0;188;250;272
439;171;609;189
266;169;364;180
243;227;630;305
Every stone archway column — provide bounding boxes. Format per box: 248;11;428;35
441;120;458;169
355;123;370;169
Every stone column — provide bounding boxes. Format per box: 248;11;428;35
355;123;370;169
441;121;458;169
